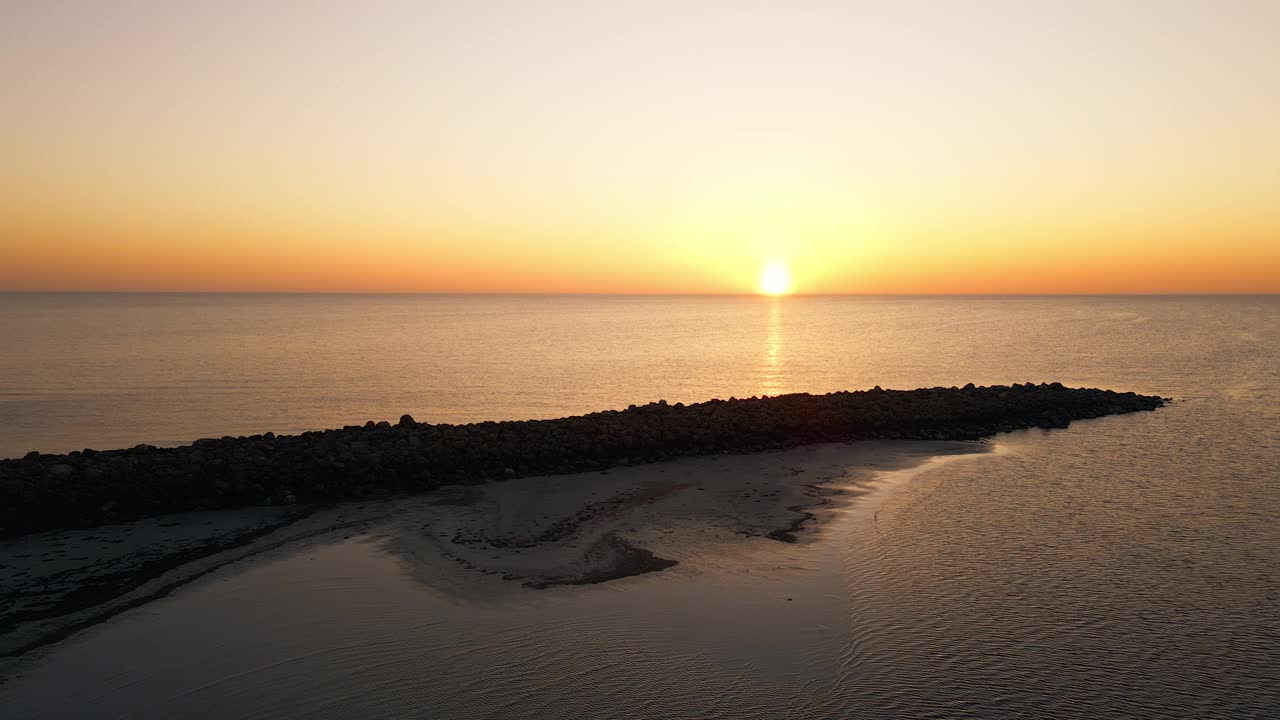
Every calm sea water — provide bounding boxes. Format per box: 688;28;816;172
4;293;1270;458
2;293;1278;718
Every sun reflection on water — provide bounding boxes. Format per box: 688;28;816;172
759;297;785;397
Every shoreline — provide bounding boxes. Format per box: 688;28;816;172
0;384;1166;537
2;439;985;665
0;504;392;663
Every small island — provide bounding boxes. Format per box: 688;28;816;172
1;383;1167;660
1;384;1165;538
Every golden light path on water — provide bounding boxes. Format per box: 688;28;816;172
759;297;785;398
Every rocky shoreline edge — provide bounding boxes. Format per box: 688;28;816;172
1;384;1165;538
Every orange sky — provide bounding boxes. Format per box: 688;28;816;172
2;1;1278;294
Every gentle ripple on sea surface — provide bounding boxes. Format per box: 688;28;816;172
1;294;1278;718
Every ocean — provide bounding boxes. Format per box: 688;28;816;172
2;293;1278;718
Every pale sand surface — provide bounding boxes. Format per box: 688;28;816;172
1;440;987;671
379;441;987;598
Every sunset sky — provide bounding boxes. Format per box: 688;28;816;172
2;1;1277;294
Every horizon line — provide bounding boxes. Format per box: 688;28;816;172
2;290;1277;298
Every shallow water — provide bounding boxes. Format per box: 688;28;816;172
2;294;1278;718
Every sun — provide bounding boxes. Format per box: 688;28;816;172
758;263;793;295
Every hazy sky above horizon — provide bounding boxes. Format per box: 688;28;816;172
2;1;1277;293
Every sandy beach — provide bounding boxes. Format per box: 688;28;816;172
1;439;986;669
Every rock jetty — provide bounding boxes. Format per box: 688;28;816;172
0;384;1165;537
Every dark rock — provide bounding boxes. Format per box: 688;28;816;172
0;385;1166;537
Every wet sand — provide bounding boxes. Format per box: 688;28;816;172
1;440;986;674
379;441;985;597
